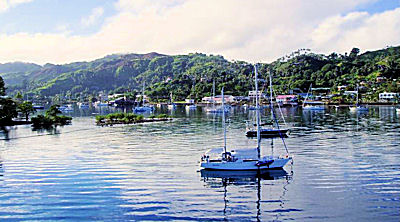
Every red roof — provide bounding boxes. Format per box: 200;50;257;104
276;95;297;99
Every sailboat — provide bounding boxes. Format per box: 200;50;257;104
349;85;368;112
246;71;289;138
199;65;292;170
133;82;154;113
206;79;229;114
302;83;325;111
167;92;176;110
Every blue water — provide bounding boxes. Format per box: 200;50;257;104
0;105;399;221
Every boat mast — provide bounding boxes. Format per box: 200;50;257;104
255;65;261;159
222;87;227;158
356;84;359;106
142;81;145;106
269;70;274;123
212;79;216;109
302;83;312;108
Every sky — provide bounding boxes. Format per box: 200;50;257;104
0;0;399;64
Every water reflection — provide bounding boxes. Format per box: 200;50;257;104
200;169;292;221
0;156;3;178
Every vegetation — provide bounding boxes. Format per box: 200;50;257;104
1;47;399;104
31;105;72;128
0;76;18;125
17;101;36;121
96;113;171;125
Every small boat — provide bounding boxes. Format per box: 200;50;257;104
186;104;197;109
78;103;89;109
302;84;325;111
349;85;369;112
167;104;177;110
33;104;45;110
200;65;292;171
58;104;73;112
133;81;154;113
246;128;289;138
94;101;108;107
206;106;229;114
303;104;325;111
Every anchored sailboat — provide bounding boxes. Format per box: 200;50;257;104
302;83;325;111
246;70;289;138
134;82;154;113
199;65;292;170
349;85;368;112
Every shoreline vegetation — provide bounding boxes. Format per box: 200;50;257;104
31;105;72;128
95;113;172;126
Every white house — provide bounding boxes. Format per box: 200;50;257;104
379;92;399;101
248;91;266;98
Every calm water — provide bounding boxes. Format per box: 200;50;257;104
0;106;399;221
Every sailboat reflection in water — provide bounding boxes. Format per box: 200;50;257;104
200;168;292;221
199;65;292;170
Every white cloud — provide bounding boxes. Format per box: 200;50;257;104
81;7;104;27
0;0;33;13
311;8;400;53
0;0;399;64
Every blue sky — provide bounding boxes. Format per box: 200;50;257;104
0;0;117;35
0;0;399;64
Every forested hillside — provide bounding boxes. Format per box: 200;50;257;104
1;46;399;102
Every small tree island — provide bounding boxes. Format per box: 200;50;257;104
96;113;172;126
31;105;72;128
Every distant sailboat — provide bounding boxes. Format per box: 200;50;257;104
206;79;229;114
302;83;325;111
246;70;289;138
349;85;368;112
200;65;292;170
167;92;176;110
134;82;154;113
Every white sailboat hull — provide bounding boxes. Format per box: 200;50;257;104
200;157;291;170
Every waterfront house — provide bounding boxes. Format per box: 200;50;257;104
379;92;399;102
248;91;266;99
276;95;298;105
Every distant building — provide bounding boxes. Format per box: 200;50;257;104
248;91;266;98
276;95;297;104
214;95;235;103
337;85;347;91
379;92;399;101
344;91;357;95
202;96;214;103
185;99;195;104
376;77;387;83
233;96;249;102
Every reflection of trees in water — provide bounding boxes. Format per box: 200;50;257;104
297;106;400;133
0;155;3;178
200;169;293;221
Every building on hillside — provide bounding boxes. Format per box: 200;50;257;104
248;91;266;99
376;77;387;83
213;95;235;103
202;96;214;103
379;92;399;102
276;95;298;106
337;85;347;91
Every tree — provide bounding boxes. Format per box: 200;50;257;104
349;48;360;59
18;101;36;121
0;76;5;96
0;98;17;125
45;105;62;117
0;76;18;125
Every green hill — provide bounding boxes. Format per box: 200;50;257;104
1;46;399;102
